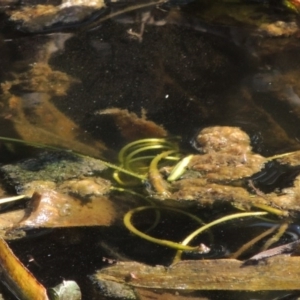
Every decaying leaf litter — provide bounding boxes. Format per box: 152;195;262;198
2;0;300;299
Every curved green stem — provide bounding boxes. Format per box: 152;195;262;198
105;161;146;180
124;145;174;170
111;187;161;232
126;155;180;174
118;138;178;164
0;195;26;204
123;206;205;251
114;138;180;184
173;211;268;263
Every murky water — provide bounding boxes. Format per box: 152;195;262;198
1;1;300;299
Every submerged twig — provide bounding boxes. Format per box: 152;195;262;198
248;180;287;216
261;222;289;251
244;239;300;265
230;225;279;259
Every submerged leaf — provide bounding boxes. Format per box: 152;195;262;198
0;237;48;300
90;257;300;298
19;190;117;228
0;188;118;233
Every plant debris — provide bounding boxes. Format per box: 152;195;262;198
0;237;49;300
90;256;300;299
150;126;300;215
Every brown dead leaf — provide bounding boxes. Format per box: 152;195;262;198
19;190;116;228
0;189;117;232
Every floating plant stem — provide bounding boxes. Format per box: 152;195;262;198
0;195;26;205
173;211;268;263
0;136;63;151
114;138;180;186
104;161;146;180
126;154;179;173
124;145;172;171
119;138;179;172
111;167;146;186
252;203;288;216
180;211;269;248
112;170;134;186
110;187;161;232
123;206;205;251
118;138;178;164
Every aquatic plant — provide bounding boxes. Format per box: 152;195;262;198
0;134;297;265
116;136;300;263
123;206;269;262
113;137;181;186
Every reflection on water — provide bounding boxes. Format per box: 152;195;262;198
1;0;300;299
